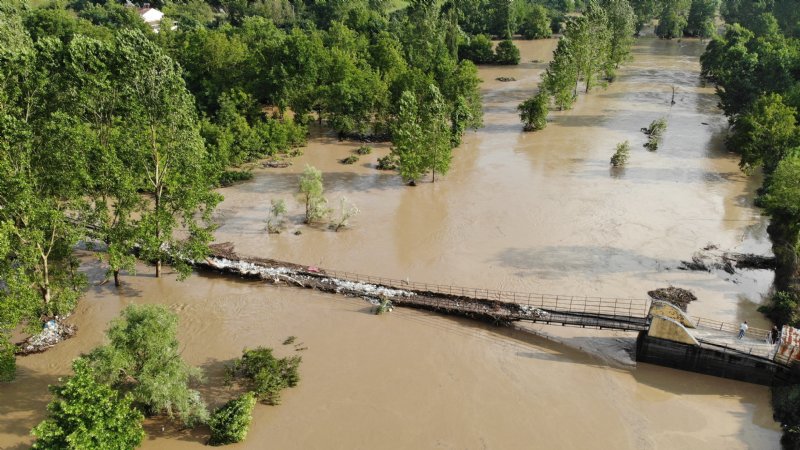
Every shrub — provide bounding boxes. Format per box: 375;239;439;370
340;155;359;165
376;154;397;170
494;39;520;65
208;392;257;446
758;291;799;327
265;199;287;234
0;337;15;382
218;170;253;187
330;197;359;232
226;347;301;405
610;141;631;167
355;145;372;155
518;91;549;131
643;118;667;151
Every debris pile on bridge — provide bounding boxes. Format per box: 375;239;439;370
199;243;651;331
201;243;535;324
647;287;697;311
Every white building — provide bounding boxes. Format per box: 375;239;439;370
137;4;164;32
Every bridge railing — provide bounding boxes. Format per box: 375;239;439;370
320;269;652;318
693;317;772;341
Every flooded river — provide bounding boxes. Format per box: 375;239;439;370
0;38;782;449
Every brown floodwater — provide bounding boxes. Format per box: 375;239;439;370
214;38;773;329
0;261;781;449
0;38;782;449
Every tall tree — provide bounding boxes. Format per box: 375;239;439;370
686;0;719;39
116;30;220;278
86;304;209;426
391;85;453;184
542;36;579;109
729;93;799;175
603;0;636;80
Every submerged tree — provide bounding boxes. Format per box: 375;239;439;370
518;91;549;131
541;37;578;110
391;86;453;184
85;304;209;427
298;165;330;223
610;140;631;166
31;358;145;450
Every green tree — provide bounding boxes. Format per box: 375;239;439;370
629;0;663;33
518;91;549;131
656;0;691;39
520;4;551;39
208;392;257;446
565;3;610;94
391;86;453;184
603;0;636;80
31;358;145;450
458;34;495;64
117;30;220;278
86;304;209;427
686;0;719;38
226;347;301;405
494;39;521;64
542;37;578;109
729;93;799;175
298;165;329;223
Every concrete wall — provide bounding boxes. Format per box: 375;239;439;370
647;316;700;345
649;301;695;328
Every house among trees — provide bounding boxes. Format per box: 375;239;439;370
137;3;163;32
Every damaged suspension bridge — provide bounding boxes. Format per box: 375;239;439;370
200;243;800;386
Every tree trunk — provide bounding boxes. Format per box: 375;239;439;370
114;269;120;287
155;192;162;278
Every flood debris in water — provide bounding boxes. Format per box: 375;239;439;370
679;245;776;274
495;76;517;82
647;287;697;311
16;319;76;356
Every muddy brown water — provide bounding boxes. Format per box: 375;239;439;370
0;38;782;449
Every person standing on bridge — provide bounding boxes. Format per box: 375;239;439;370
738;321;748;339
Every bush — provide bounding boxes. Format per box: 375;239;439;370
265;199;287;234
0;337;15;382
758;291;799;327
376;154;397;170
340;155;359;165
458;34;495;64
355;145;372;155
208;392;257;446
518;91;549;131
226;347;301;405
610;141;631;167
643;118;667;151
494;39;520;65
218;170;253;187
